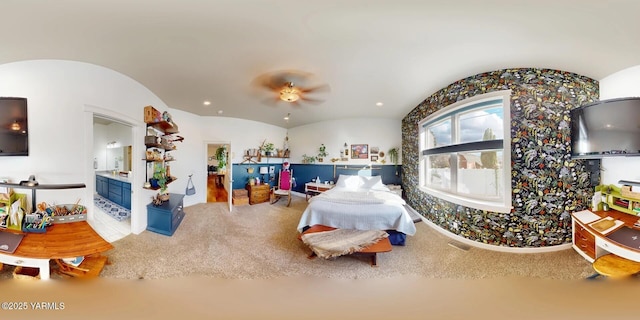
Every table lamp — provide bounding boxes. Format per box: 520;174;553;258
259;167;269;184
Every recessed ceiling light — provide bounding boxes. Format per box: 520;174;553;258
217;110;223;115
203;101;211;106
284;113;290;121
376;102;383;107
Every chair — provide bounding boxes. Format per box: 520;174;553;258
271;169;293;206
53;254;110;279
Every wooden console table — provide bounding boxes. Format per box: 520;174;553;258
0;222;113;280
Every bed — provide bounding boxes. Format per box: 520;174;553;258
297;175;416;245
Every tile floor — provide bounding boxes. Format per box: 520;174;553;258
88;205;131;243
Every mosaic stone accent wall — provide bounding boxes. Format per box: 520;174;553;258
402;68;599;247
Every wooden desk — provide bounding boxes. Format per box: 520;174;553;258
572;209;640;264
0;222;113;280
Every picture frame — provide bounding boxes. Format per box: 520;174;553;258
371;155;378;162
351;144;369;159
370;146;379;155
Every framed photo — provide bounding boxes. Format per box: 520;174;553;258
371;155;378;162
340;157;349;162
370;146;379;154
351;144;368;159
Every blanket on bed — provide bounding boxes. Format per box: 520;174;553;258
298;188;417;236
301;229;389;259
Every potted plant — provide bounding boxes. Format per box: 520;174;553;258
317;144;328;162
216;145;227;173
388;147;399;175
263;142;275;157
153;164;170;201
247;175;256;186
302;154;316;164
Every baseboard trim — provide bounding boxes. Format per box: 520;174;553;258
406;205;572;254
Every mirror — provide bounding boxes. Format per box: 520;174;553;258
106;146;132;172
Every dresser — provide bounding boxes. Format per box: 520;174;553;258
247;184;270;204
147;193;185;236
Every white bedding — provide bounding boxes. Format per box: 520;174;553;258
297;182;417;236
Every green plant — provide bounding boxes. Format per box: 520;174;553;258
153;164;168;193
216;146;227;169
388;148;399;166
302;154;316;164
263;142;275;153
317;144;328;158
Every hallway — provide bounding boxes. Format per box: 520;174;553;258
207;174;228;202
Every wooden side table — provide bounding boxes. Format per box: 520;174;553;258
247;183;270;204
305;182;334;200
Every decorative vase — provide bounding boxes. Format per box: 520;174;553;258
150;178;159;188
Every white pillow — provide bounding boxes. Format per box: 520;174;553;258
335;174;364;190
360;175;390;191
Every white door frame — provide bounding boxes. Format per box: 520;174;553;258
84;104;145;234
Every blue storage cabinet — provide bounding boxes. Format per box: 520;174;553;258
146;193;185;236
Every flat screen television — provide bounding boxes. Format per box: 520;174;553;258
570;97;640;159
0;97;29;156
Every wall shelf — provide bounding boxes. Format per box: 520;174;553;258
0;182;86;212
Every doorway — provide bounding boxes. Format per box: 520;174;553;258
91;115;133;241
207;143;230;203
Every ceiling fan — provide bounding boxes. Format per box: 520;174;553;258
252;70;330;106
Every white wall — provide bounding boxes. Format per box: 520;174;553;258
287;118;402;165
0;59;402;232
598;64;640;185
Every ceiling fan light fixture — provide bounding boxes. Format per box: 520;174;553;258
279;82;300;102
10;120;21;131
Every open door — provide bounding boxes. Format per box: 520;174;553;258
206;142;232;212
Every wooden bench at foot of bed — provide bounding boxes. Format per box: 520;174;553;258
298;225;392;266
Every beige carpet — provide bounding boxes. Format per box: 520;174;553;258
103;196;596;280
3;197;635;319
1;196;596;280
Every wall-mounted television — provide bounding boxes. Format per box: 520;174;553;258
0;97;29;156
570;97;640;159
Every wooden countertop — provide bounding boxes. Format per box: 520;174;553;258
573;209;640;254
2;221;113;259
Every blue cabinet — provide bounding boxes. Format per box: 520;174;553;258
122;182;131;210
96;175;109;199
147;193;185;236
108;179;123;205
95;175;131;210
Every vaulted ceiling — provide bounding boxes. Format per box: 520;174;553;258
2;0;639;128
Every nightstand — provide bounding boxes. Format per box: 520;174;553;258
247;183;270;204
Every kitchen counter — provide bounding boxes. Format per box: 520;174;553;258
95;171;132;183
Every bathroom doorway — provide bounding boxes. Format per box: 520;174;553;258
91;115;133;242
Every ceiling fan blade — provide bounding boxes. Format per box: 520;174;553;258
300;83;330;94
299;96;326;105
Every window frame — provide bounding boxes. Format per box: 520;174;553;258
418;90;512;213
